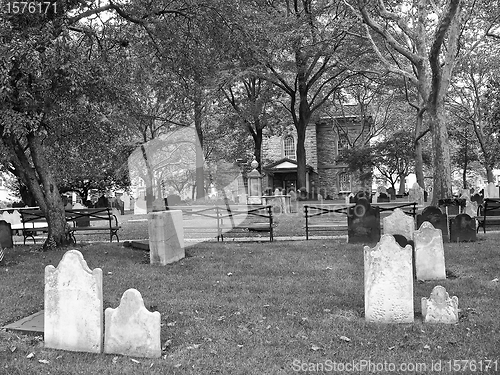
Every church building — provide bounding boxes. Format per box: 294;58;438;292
261;108;372;199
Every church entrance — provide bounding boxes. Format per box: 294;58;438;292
273;172;296;193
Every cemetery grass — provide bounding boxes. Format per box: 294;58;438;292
0;236;499;374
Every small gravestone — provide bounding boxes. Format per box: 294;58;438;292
413;222;446;280
464;199;478;219
348;198;381;244
421;286;458;324
347;192;355;204
122;192;131;211
378;192;390;202
147;210;185;265
485;182;499;198
0;220;13;248
408;183;424;206
364;235;414;323
416;206;449;242
72;202;86;209
449;213;477;242
104;289;161;358
2;210;21;226
471;193;483;205
45;250;103;353
134;195;147;215
372;192;379;203
383;208;414;241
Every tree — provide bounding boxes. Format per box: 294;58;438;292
347;0;499;204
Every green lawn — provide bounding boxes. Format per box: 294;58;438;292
1;218;500;374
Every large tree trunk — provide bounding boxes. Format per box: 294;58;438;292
473;120;495;183
398;175;406;195
194;90;205;200
27;132;71;248
429;106;453;204
140;145;155;212
414;107;426;189
295;124;307;191
253;127;263;174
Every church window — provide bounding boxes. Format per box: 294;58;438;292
284;135;296;160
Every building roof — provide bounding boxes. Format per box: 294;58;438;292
263;158;314;172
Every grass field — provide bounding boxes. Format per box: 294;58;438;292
1;222;499;374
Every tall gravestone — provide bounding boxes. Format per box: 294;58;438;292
449;213;477;242
45;250;103;353
348;197;380;244
485;182;499;198
408;182;424;206
364;235;414;323
122;192;131;211
134;194;147;215
417;206;449;242
104;289;161;358
383;208;415;241
413;222;446;280
0;220;13;248
421;286;459;324
147;210;185;265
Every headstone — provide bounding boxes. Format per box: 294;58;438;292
104;289;161;358
364;235;414;323
485;182;499;198
134;195;147;215
347;192;355;204
348;198;381;244
2;210;21;226
471;193;483;205
408;182;424;206
416;206;449;242
413;222;446;280
382;208;414;240
387;187;396;200
378;192;390;202
289;190;297;202
449;213;477;242
372;192;379;204
122;192;131;211
147;210;185;265
44;250;103;353
421;285;459;324
72;202;86;209
377;186;387;194
0;220;13;248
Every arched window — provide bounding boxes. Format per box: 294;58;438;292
339;172;351;192
284;135;296;160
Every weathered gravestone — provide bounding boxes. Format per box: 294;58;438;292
348;198;381;244
134;194;147;215
416;206;449;242
147;210;185;265
364;235;414;323
464;199;478;219
408;182;424;206
421;285;458;324
484;182;499;198
378;192;390;202
104;288;161;358
45;250;103;353
122;192;131;211
0;220;13;248
413;222;446;280
449;213;477;242
2;210;21;227
383;208;414;241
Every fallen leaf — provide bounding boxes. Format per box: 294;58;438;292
9;346;16;353
325;266;332;270
130;358;140;364
423;344;431;350
56;355;63;360
186;344;200;350
38;359;49;364
112;356;118;364
323;309;331;313
491;278;498;282
388;346;395;350
150;363;154;368
227;272;233;276
237;345;243;348
266;325;271;329
26;353;34;359
162;339;172;350
174;363;182;368
217;316;226;321
340;336;351;342
166;321;176;327
310;344;322;351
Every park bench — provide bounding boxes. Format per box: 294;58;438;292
476;198;500;233
176;205;275;242
303;201;418;240
18;208;120;244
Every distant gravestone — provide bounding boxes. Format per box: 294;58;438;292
408;182;424;206
0;220;13;248
44;250;103;353
372;192;379;204
413;222;446;280
147;210;185;265
416;206;449;242
464;199;478;219
377;186;387;194
347;192;355;204
449;213;477;242
72;202;86;209
364;235;414;323
485;182;499;198
348;198;381;244
104;289;161;358
421;286;459;324
378;192;390;202
122;192;131;211
383;208;414;241
134;195;147;215
2;210;21;226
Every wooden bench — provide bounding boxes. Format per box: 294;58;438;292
18;208;120;244
303;202;418;240
476;198;500;233
176;205;275;242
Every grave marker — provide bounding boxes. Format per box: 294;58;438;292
383;208;414;241
408;182;424;206
416;206;449;242
449;213;477;242
104;289;161;358
421;286;458;324
44;250;103;353
364;235;414;323
148;210;185;265
348;198;381;244
413;222;446;280
0;220;13;248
